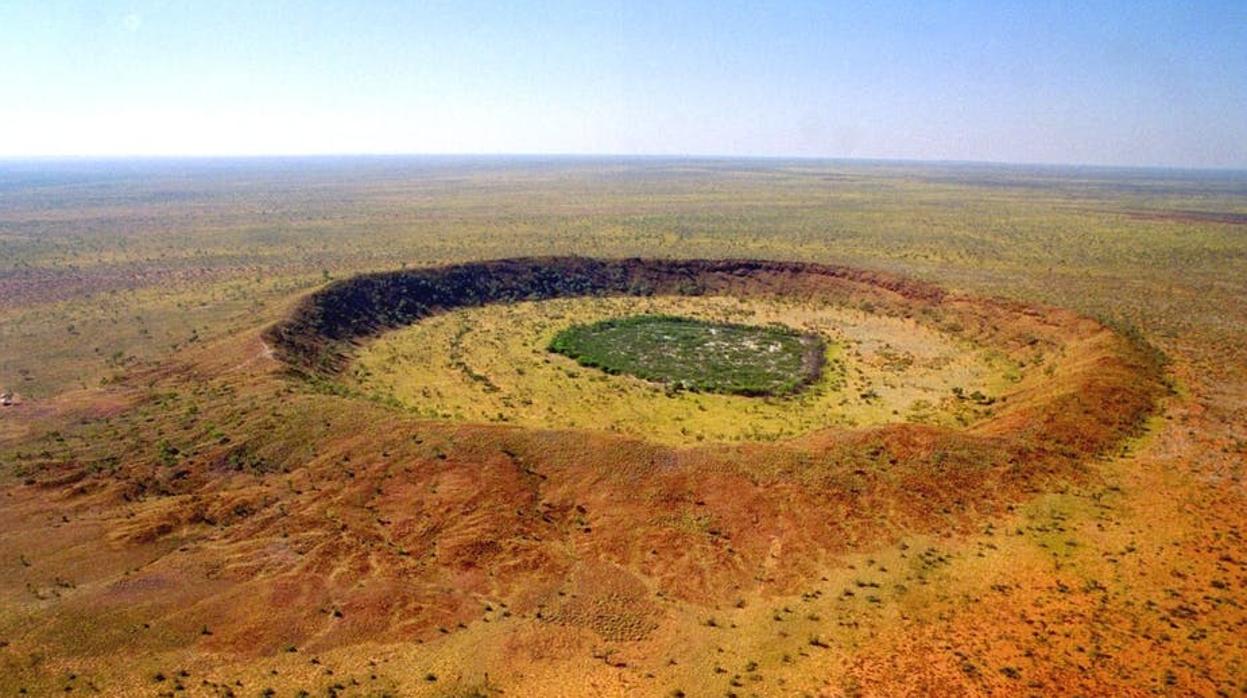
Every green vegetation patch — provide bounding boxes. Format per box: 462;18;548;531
548;314;825;396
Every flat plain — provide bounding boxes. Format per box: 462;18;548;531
1;157;1244;696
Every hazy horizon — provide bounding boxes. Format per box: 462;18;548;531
4;153;1247;176
4;1;1245;168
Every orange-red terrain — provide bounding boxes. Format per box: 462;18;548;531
1;258;1242;697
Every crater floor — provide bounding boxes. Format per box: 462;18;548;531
348;294;1016;445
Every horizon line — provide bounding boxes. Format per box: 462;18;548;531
1;152;1245;174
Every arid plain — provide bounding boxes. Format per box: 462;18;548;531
1;158;1244;696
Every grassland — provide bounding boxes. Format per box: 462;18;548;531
2;158;1244;399
0;157;1244;696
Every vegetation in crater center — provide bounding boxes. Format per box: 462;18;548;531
547;314;825;396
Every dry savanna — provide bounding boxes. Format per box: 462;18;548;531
0;159;1244;697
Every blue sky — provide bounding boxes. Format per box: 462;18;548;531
2;1;1245;167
